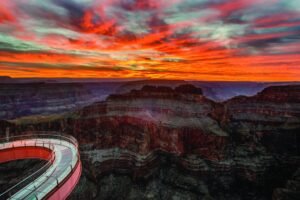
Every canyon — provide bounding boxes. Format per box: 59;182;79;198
0;82;123;119
2;79;298;120
0;83;299;199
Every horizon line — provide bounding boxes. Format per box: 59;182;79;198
1;76;300;83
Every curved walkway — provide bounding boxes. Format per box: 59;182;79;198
0;133;82;200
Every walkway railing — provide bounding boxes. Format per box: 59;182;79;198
0;132;79;148
0;132;81;200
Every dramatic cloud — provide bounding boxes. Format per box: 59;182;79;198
0;0;300;81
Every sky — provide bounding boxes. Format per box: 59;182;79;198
0;0;300;81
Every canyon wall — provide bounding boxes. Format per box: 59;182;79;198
1;84;299;200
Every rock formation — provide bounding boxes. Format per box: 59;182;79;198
1;84;299;200
225;85;300;155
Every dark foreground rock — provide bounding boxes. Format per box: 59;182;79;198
0;160;46;193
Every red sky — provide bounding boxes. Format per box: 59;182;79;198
0;0;300;81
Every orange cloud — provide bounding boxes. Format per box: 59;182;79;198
0;0;299;81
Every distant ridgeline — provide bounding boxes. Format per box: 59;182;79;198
0;79;299;120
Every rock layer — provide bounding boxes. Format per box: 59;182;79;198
225;85;300;155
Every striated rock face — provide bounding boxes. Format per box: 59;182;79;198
0;82;123;120
225;85;300;155
66;84;227;160
2;84;300;200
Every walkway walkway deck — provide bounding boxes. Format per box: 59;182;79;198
0;133;82;200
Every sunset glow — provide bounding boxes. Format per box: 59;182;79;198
0;0;300;81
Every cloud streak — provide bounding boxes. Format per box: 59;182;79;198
0;0;299;81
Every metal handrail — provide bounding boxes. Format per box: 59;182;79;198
0;153;56;199
0;138;56;198
0;132;78;148
0;132;80;199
